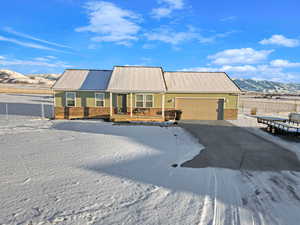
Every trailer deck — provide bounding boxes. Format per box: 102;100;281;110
257;115;300;135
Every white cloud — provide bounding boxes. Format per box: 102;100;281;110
142;43;156;49
182;65;257;73
3;27;72;49
34;57;50;61
270;59;300;67
45;56;57;59
220;16;237;22
0;35;71;53
162;0;184;8
208;48;273;65
144;26;233;46
260;34;299;47
151;0;184;19
0;56;5;60
182;64;297;82
145;27;198;45
0;57;73;68
151;7;173;19
76;1;141;46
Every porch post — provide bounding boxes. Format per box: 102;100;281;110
162;93;165;119
110;92;113;117
130;93;133;117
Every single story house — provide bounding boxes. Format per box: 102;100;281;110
52;66;241;121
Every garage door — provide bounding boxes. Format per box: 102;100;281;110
176;98;223;120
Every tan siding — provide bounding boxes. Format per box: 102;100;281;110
176;98;219;120
165;93;238;109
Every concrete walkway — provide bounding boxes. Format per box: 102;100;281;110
180;120;300;171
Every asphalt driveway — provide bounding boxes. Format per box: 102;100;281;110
180;120;300;171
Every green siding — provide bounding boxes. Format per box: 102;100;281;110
54;91;238;109
126;93;163;108
54;91;109;107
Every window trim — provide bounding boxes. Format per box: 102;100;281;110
65;92;76;107
135;94;154;108
95;92;105;107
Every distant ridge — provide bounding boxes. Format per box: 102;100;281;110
0;69;61;86
233;78;300;94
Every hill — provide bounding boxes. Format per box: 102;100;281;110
0;69;60;86
233;78;300;94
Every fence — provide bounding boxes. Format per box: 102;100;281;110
0;102;54;120
239;99;300;115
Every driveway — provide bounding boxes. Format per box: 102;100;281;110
179;120;300;171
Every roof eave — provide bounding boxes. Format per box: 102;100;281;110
166;90;241;94
52;88;108;91
107;89;166;93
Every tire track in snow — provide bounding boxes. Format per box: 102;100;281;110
198;169;214;225
218;171;240;225
211;169;240;225
212;168;222;225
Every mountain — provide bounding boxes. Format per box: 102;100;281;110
0;69;61;86
27;73;61;80
233;78;300;94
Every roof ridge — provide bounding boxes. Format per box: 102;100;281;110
165;71;226;73
65;68;112;71
114;65;162;69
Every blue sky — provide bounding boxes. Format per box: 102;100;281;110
1;0;300;82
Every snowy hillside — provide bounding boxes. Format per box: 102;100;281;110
0;69;60;86
233;78;300;93
27;73;61;81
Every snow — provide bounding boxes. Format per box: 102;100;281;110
1;94;300;225
0;69;55;86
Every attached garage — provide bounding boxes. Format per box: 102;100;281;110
164;71;241;120
175;98;224;120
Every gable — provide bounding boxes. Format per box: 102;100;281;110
107;66;166;93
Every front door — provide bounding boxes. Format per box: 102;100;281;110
117;94;127;113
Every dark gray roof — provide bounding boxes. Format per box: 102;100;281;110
52;69;112;91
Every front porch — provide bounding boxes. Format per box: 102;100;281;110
109;92;167;122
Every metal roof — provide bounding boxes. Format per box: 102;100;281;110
107;66;166;93
52;69;112;91
53;67;241;94
164;72;241;93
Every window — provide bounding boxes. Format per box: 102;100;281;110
95;93;105;107
135;94;154;108
66;92;76;107
145;95;153;108
136;94;144;107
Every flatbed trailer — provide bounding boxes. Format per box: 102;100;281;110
257;116;300;135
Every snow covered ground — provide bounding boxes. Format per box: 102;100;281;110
1;94;300;225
